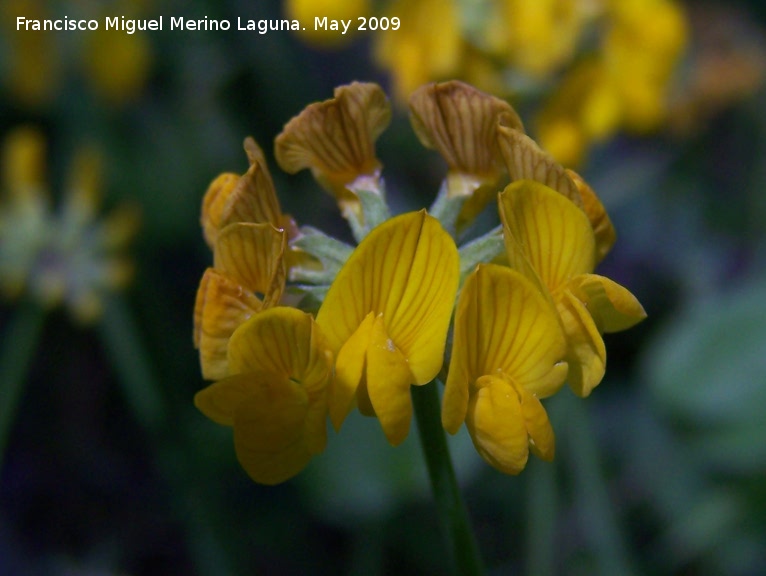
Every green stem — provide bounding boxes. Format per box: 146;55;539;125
0;300;47;470
411;381;485;576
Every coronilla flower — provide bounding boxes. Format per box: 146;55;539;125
195;307;333;485
193;80;645;487
499;180;646;397
442;264;568;474
275;82;391;220
0;127;138;323
315;210;459;445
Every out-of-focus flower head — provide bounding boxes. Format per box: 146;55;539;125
285;0;371;47
1;0;153;109
0;127;139;323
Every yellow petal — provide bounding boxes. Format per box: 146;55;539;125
366;314;415;446
317;210;459;384
232;377;314;485
496;124;584;208
443;264;567;434
213;222;286;307
330;311;375;430
200;137;282;248
499;180;595;294
2;127;47;200
557;289;606;397
565;169;616;262
194;371;276;427
274;82;391;204
408;80;522;188
517;385;555;462
567;274;647;333
193;268;261;380
466;375;529;475
227;307;334;399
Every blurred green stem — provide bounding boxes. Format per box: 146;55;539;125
412;381;485;576
0;300;46;470
526;459;557;576
564;394;636;576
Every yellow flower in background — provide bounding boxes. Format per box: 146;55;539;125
499;181;646;397
275;82;392;219
315;211;459;445
285;0;370;48
374;0;462;103
195;307;334;485
442;264;568;475
0;128;138;323
2;0;153;109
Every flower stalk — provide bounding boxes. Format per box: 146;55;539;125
412;381;485;576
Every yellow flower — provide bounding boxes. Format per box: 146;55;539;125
442;264;568;475
373;0;462;103
499;180;646;397
0;128;138;323
409;80;522;224
275;82;391;219
315;210;459;445
285;0;370;48
195;307;334;485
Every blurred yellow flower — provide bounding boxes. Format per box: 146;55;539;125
0;128;138;323
285;0;370;47
374;0;462;102
315;210;459;445
442;264;568;475
195;307;334;485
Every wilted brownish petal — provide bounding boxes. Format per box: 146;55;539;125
497;124;583;209
566;169;616;262
201;138;283;249
409;80;523;183
274;82;391;197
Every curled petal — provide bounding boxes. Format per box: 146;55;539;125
557;289;607;397
567;273;647;333
213;222;286;307
201;137;283;248
274;82;391;211
193;268;262;380
566;169;616;262
499;180;595;294
443;264;567;433
409;80;523;191
497;124;583;208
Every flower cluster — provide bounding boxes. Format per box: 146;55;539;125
193;80;645;484
285;0;687;168
0;128;138;323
